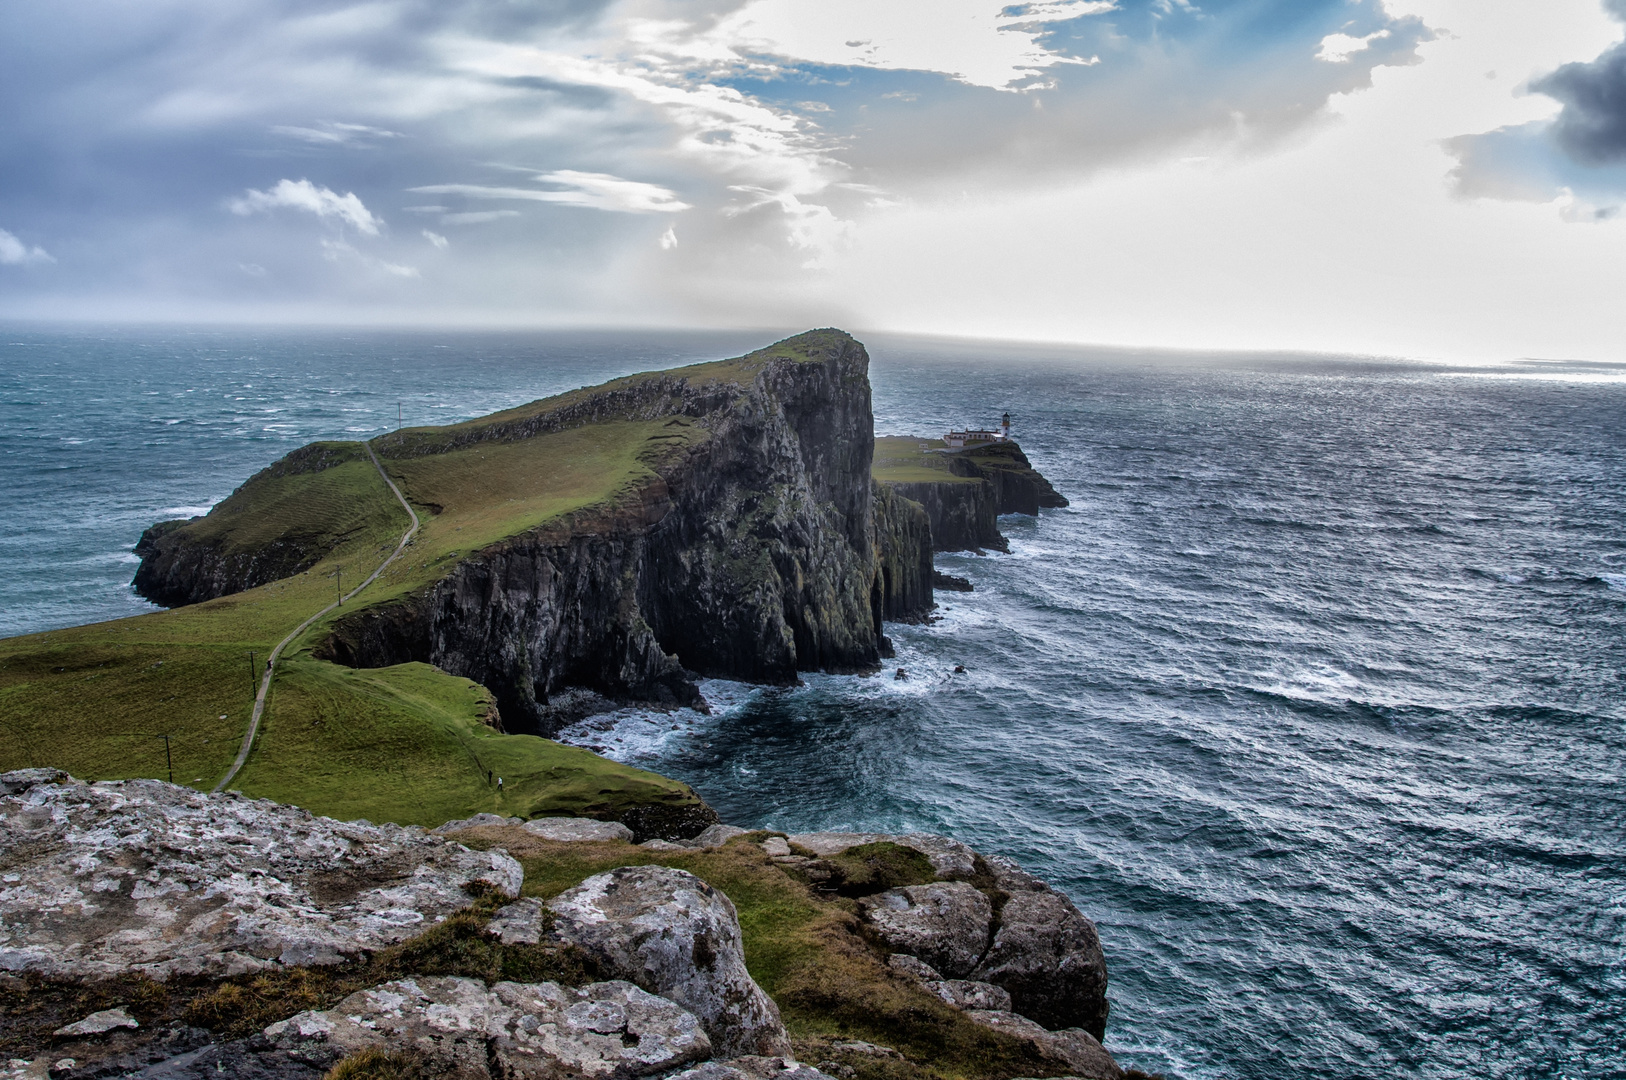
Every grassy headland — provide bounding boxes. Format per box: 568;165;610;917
0;333;860;825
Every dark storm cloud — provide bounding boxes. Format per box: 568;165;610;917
1533;38;1626;164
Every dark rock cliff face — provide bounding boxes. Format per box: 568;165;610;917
883;442;1069;554
871;481;935;624
149;330;938;737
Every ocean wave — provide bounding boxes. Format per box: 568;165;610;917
1599;574;1626;592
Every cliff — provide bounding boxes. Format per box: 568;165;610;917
872;437;1068;554
131;331;936;736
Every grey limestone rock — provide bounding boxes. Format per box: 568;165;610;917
761;837;791;858
784;832;886;857
688;824;750;849
491;898;546;946
927;979;1012;1012
0;772;522;980
640;839;688;852
265;976;709;1079
548;866;790;1058
53;1008;138;1038
858;882;992;979
972;857;1110;1039
431;812;523;834
968;1012;1122;1080
885;954;943;982
523;818;636;843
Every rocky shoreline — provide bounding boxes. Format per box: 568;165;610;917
1;770;1135;1080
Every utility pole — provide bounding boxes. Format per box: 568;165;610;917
157;734;172;784
335;565;343;604
247;650;257;696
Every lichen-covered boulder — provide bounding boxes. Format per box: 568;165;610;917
0;771;521;980
858;881;992;979
265;977;710;1079
972;858;1109;1038
548;866;790;1058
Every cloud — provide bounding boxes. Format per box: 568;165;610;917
422;229;449;248
440;210;522;224
1531;39;1626;164
660;225;678;249
0;228;53;265
1318;30;1391;64
411;171;690;213
320;236;418;276
271;121;404;146
229;179;382;235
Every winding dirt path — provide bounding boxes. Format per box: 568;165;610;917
213;440;420;793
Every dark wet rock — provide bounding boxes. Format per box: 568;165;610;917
548;866;791;1058
932;571;974;592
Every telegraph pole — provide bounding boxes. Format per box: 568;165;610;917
335;565;343;604
246;650;257;696
157;734;172;784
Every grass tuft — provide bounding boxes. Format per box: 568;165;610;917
324;1046;432;1080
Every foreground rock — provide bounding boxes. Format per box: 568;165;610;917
548;866;791;1057
787;831;1109;1041
0;771;520;980
266;976;711;1079
968;1011;1123;1080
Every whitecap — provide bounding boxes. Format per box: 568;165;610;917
1601;574;1626;593
159;505;215;517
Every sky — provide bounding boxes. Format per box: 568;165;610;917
0;0;1623;361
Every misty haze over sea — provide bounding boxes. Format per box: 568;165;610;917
3;326;1623;1080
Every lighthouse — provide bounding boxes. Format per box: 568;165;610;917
1001;413;1011;439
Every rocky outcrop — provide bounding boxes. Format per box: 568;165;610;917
782;831;1109;1042
546;866;792;1058
0;770;520;980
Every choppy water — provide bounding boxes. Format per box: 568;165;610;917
4;326;1624;1080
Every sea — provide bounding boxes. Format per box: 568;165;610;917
2;324;1622;1080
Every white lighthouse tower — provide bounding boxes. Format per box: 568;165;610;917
1001;412;1011;440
